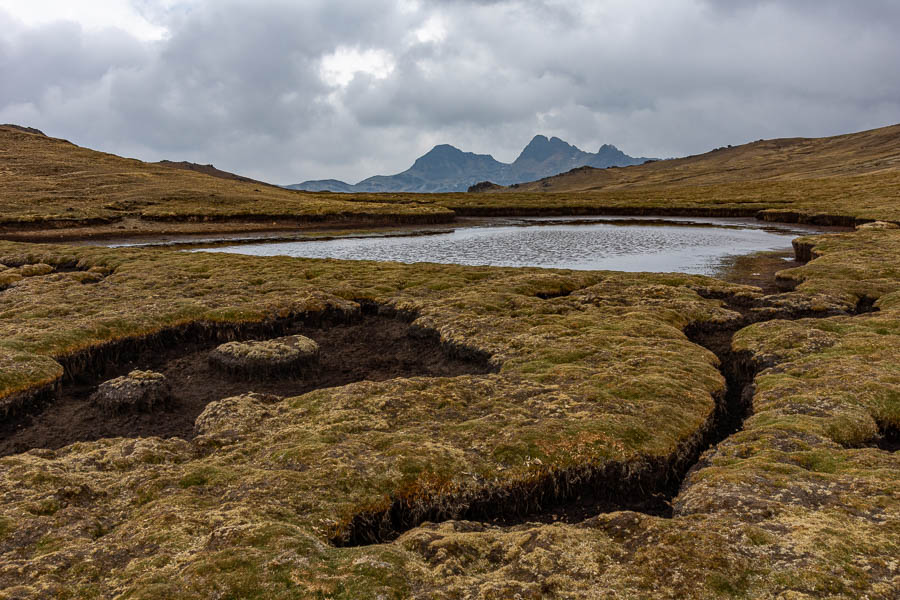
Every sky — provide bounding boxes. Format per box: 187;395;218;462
1;0;899;185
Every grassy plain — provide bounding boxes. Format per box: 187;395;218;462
0;226;897;597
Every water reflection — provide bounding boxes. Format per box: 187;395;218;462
196;217;828;275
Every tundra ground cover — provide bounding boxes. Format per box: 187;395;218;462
1;124;899;597
0;224;897;598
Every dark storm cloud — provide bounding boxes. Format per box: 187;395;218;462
1;0;898;184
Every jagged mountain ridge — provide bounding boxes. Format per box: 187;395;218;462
288;135;653;193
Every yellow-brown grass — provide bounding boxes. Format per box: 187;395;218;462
0;126;451;228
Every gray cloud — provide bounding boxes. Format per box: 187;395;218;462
1;0;898;184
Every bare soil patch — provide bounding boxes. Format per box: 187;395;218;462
715;249;803;293
0;316;491;457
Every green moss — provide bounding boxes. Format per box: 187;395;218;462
178;466;226;488
706;572;751;597
0;225;898;596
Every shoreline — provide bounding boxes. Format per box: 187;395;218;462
1;210;849;248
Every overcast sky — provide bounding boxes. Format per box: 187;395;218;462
1;0;899;184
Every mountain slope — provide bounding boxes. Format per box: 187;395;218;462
0;124;452;230
287;135;652;193
507;123;900;193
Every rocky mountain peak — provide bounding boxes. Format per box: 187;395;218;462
288;135;652;193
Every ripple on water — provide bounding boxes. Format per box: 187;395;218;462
196;219;828;275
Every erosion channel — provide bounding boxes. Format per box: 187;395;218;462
332;277;881;547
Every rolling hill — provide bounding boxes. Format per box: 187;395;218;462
0;124;452;235
504;124;900;193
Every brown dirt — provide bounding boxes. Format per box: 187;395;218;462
715;249;803;293
0;316;491;457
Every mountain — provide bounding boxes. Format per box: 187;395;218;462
286;135;653;193
291;178;357;193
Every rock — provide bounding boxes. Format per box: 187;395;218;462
90;370;171;412
467;181;504;193
207;335;319;379
856;220;899;230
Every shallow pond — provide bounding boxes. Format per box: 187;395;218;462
195;217;832;275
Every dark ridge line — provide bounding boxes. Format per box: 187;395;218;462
140;212;455;226
449;205;869;229
0;217;118;232
534;289;574;299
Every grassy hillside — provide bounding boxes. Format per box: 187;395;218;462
0;126;451;231
3;124;900;242
511;123;900;191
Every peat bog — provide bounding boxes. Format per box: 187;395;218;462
332;277;881;547
0;311;493;457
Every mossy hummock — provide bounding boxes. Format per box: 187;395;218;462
208;335;320;379
89;369;171;412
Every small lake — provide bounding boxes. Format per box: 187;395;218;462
194;217;832;275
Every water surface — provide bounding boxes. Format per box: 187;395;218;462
196;217;829;275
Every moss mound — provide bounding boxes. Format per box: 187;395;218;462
89;369;171;412
208;335;320;379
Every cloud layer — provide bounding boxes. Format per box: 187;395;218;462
1;0;898;184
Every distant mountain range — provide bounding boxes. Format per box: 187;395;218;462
287;135;654;193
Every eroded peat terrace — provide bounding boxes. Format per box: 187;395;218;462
0;220;898;599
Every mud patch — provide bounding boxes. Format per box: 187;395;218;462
873;422;900;452
715;249;803;294
855;295;879;314
0;316;492;457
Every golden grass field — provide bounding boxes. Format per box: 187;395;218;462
0;124;898;598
